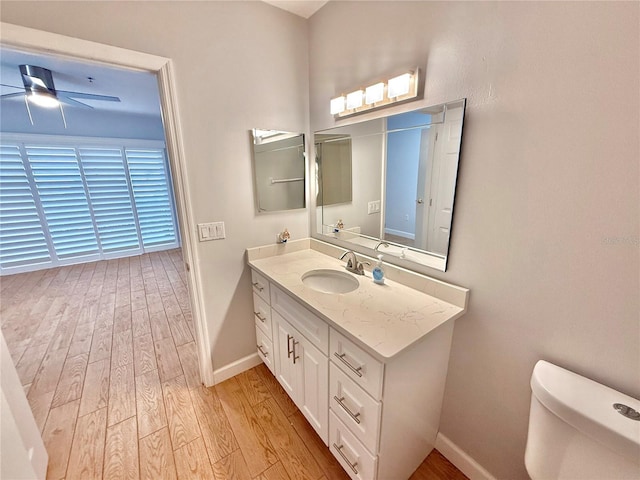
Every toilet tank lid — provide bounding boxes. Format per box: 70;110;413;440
531;360;640;463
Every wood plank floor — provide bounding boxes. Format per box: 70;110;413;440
1;249;467;480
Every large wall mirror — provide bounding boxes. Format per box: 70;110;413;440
252;129;306;213
314;99;466;271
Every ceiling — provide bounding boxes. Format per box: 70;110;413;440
0;2;327;117
0;47;162;116
262;0;328;18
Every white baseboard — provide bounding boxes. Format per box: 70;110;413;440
435;433;497;480
384;227;415;240
212;352;262;385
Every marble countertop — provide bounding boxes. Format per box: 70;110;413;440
248;248;467;360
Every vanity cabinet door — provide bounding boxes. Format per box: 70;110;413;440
272;310;329;444
273;311;297;401
296;333;329;445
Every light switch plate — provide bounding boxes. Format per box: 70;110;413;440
198;221;226;241
212;221;225;239
367;200;381;215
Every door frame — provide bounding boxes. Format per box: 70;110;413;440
0;22;214;386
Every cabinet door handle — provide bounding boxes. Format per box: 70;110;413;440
293;340;300;364
254;311;266;322
287;334;293;358
257;344;268;357
334;352;363;377
332;443;358;474
334;396;361;424
252;282;264;292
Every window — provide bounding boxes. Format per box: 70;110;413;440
0;135;179;274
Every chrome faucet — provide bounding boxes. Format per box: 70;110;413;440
340;250;369;275
374;241;390;251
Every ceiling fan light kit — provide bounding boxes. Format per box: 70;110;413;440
1;64;122;128
20;64;60;107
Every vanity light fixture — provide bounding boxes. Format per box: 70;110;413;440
330;68;420;118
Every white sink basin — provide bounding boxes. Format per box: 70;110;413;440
301;269;359;294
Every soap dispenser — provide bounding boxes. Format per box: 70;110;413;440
372;254;385;285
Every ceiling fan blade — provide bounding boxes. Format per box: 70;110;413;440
58;91;121;102
0;83;23;90
58;96;94;109
0;92;25;100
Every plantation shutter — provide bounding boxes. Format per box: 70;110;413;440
0;145;52;269
125;148;177;247
25;146;100;260
79;147;141;254
0;137;178;275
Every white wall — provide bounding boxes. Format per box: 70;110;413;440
309;2;639;479
0;1;310;371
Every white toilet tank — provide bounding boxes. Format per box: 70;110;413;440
525;360;640;479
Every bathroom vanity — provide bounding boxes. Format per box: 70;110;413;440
247;239;468;480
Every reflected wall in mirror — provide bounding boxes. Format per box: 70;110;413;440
252;129;305;213
314;99;465;271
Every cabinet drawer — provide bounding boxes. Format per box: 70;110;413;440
271;285;329;354
330;363;381;453
329;411;378;480
252;292;272;338
256;325;274;374
251;269;270;303
330;329;384;400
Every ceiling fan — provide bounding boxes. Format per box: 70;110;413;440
0;64;121;126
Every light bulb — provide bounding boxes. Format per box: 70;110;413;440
346;90;363;110
28;91;60;108
387;73;412;98
330;96;346;115
365;83;384;104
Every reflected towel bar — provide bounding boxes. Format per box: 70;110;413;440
270;177;304;184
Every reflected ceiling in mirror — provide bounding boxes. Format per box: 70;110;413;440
313;99;466;271
252;129;306;213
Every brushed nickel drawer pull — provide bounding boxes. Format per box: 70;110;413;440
334;352;363;377
293;340;300;364
334;396;361;424
287;334;294;358
254;311;266;322
333;443;358;474
252;282;264;292
257;345;268;357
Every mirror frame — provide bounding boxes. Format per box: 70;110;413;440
310;98;466;273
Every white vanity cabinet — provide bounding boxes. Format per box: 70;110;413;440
249;256;464;480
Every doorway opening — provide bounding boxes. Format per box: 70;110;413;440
0;26;213;475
